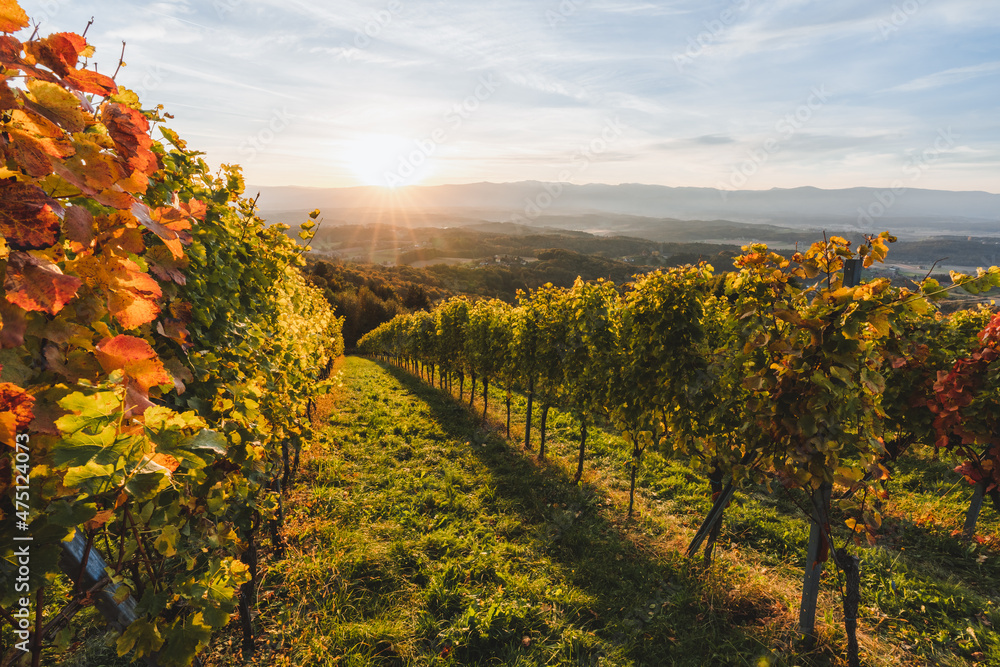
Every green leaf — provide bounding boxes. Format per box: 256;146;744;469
46;499;98;528
829;366;852;385
188;429;227;456
63;461;116;488
159;613;213;667
56;423;118;453
116;618;164;658
920;277;947;303
126;472;170;499
54;626;73;651
58;391;122;423
201;603;230;629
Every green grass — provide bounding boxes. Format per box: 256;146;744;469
55;356;1000;666
207;357;829;666
201;355;989;667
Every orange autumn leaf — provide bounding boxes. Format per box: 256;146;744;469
131;201;191;259
146;244;188;285
4;251;81;314
102;103;157;176
110;261;162;328
0;381;34;446
116;170;150;195
8;107;73;151
3;129;54;176
0;0;28;34
109;226;146;256
0;412;15;448
179;198;207;221
24;32;86;78
95;334;171;393
83;508;115;531
94;186;135;210
152;453;180;472
0;381;34;428
0;180;62;249
109;290;160;329
53;136;125;196
150;205;193;232
64;67;117;97
0;35;57;84
0;74;19;110
107;255;161;295
2;107;75;177
70;252;162;328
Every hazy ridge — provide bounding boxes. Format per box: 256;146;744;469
253;181;1000;240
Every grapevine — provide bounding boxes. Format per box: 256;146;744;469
0;5;342;665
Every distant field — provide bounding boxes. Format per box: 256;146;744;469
410;257;477;268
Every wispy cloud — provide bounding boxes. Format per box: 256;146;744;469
888;61;1000;93
15;0;1000;193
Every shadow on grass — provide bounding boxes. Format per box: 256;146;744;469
375;360;836;667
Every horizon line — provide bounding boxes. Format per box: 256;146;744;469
246;181;1000;197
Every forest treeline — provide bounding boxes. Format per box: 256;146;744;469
309;222;1000;269
310;223;744;264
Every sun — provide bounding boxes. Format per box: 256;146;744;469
341;134;434;188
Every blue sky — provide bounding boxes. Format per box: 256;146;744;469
19;0;1000;192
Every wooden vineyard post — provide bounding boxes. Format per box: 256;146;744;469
60;532;138;631
59;532;163;666
799;482;832;645
835;548;862;667
686;483;737;564
963;479;987;540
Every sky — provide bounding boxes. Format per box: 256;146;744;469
17;0;1000;193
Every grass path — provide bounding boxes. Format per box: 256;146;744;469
203;356;998;667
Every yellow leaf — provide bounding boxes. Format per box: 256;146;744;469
153;524;180;557
869;313;890;338
27;80;88;133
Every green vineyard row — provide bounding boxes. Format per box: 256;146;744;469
359;235;1000;661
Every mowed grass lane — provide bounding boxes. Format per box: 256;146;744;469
230;356;813;666
210;356;997;667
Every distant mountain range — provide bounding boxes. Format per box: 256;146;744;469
252;181;1000;240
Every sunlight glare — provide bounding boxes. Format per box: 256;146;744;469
342;134;434;188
